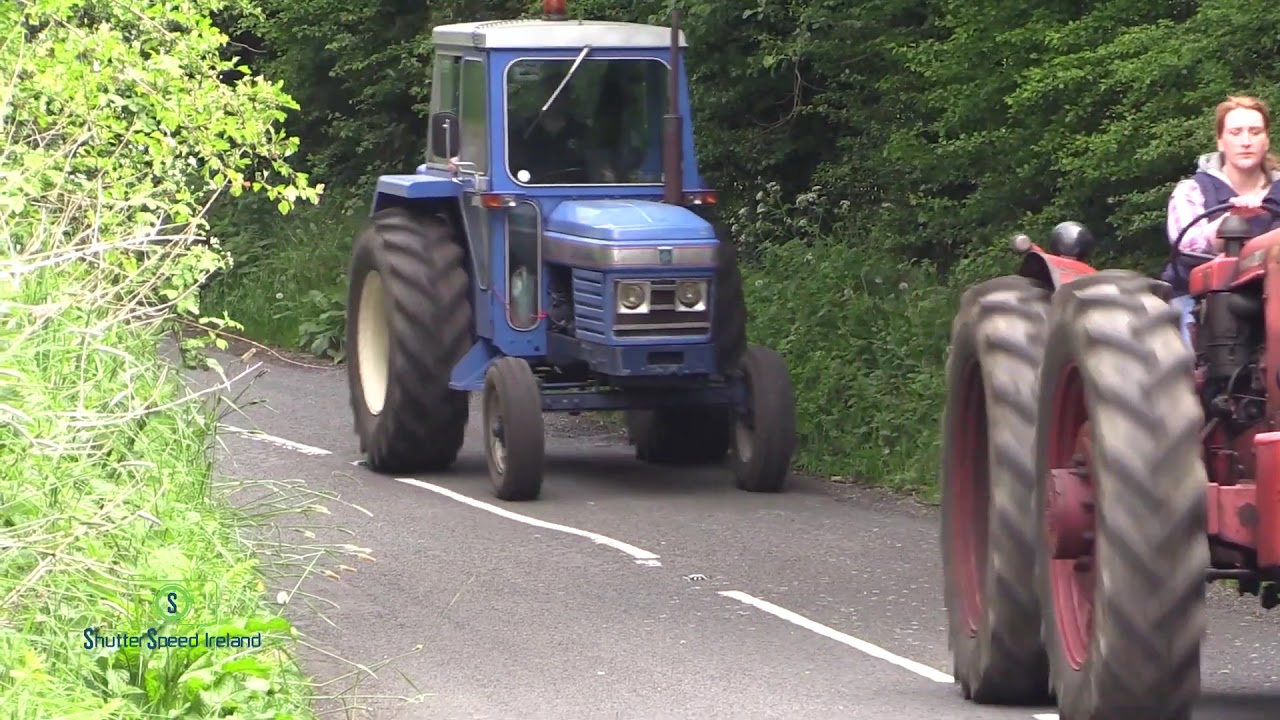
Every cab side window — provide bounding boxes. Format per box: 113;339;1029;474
427;55;462;165
459;58;488;174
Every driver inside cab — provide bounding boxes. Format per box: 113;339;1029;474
509;68;590;184
1164;95;1280;345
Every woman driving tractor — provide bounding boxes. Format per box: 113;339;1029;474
1164;95;1280;344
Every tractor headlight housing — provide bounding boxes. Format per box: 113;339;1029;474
674;280;707;311
616;280;650;313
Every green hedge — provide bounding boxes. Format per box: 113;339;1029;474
2;1;325;715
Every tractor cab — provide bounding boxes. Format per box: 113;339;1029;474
422;0;706;195
388;0;721;347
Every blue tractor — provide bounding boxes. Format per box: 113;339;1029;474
345;0;798;501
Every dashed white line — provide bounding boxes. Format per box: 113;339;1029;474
245;444;982;697
219;424;332;456
1032;715;1058;719
717;590;955;684
394;477;663;567
395;479;976;691
207;422;1052;712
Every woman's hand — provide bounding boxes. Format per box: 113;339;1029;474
1229;192;1269;217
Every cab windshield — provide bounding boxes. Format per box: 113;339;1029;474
505;57;668;186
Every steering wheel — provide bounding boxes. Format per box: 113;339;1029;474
533;166;586;183
1172;198;1280;264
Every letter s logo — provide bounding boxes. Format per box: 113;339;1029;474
166;592;178;614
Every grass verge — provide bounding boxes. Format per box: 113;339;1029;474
0;214;324;717
0;3;352;716
741;240;958;502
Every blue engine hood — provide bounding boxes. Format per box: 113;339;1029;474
543;199;716;243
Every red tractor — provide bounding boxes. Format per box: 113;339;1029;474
940;204;1280;720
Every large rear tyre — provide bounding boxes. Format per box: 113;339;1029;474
729;345;796;492
1034;272;1207;720
347;207;473;474
940;275;1053;705
483;357;545;501
625;406;732;465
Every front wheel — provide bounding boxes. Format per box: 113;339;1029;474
729;345;797;492
1034;273;1208;720
483;357;545;501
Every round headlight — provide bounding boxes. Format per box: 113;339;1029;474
676;281;704;308
619;282;646;309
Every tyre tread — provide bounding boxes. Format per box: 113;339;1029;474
348;207;473;474
1036;283;1207;720
942;274;1052;705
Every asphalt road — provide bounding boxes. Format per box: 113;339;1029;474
186;343;1280;720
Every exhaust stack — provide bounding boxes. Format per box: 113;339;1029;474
661;11;683;204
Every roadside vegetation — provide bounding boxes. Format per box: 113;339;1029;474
0;1;350;716
199;0;1279;501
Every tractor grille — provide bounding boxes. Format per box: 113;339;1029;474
571;271;712;341
571;269;606;341
614;279;711;339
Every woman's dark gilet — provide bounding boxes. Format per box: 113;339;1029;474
1162;171;1280;295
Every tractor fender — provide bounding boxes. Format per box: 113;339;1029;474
1016;245;1174;301
370;173;465;216
1017;246;1097;290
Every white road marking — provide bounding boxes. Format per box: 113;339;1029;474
219;424;332;456
212;425;1061;716
718;590;955;684
394;477;662;567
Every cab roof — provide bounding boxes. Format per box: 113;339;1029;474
431;19;688;51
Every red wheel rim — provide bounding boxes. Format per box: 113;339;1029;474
1045;362;1096;670
950;360;990;636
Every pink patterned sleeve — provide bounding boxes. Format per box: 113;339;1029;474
1166;178;1217;254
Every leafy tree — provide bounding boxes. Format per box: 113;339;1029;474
222;0;528;187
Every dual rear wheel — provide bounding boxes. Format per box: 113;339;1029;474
941;271;1208;720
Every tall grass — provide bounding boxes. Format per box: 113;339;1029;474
733;183;1155;500
0;169;327;720
201;193;362;361
0;2;370;716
